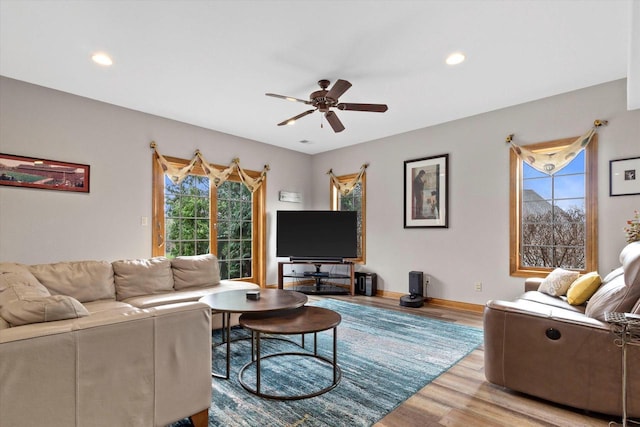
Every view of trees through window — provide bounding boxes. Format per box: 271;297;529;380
520;151;586;270
338;182;363;259
164;175;252;279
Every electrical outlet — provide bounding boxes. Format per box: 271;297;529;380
475;282;482;292
425;275;431;285
140;216;148;226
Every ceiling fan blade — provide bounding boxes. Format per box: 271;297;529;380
266;93;311;104
337;103;388;112
325;79;352;100
277;109;315;126
325;111;345;133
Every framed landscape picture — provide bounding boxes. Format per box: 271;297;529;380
0;153;90;193
404;154;448;228
609;156;640;196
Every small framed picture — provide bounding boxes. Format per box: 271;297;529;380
0;153;90;193
404;154;448;228
609;156;640;197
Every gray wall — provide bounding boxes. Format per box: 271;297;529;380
0;77;313;285
1;76;639;304
312;79;640;303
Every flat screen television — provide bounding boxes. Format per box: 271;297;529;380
276;210;358;261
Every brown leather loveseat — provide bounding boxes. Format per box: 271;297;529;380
483;242;640;417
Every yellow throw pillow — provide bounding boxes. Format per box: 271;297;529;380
566;272;602;305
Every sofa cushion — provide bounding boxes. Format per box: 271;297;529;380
112;257;174;300
28;261;115;303
0;263;49;294
566;272;602;305
538;268;579;296
171;254;221;290
0;283;89;326
123;279;259;309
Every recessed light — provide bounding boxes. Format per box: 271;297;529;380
446;52;465;65
92;52;113;66
299;140;310;144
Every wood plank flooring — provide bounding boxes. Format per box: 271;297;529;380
310;294;615;427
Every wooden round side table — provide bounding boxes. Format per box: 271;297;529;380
238;306;342;400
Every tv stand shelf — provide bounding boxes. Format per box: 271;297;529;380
278;261;355;296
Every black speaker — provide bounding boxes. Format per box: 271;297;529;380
355;272;377;296
409;271;423;296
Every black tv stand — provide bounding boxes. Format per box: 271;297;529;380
278;261;354;295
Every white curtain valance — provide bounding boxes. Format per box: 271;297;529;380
506;120;607;175
150;142;269;192
327;163;368;196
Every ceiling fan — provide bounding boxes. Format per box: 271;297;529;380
266;79;388;133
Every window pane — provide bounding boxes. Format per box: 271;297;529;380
218;241;228;260
336;182;364;259
523;176;552;200
196;219;209;239
521;245;554;267
215;181;253;279
241;221;252;239
518;146;587;271
164;175;210;259
523;166;548;179
556;151;585;175
219;261;228;279
554;174;585;199
554;246;585;270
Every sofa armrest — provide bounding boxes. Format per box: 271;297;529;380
524;277;543;292
148;302;212;426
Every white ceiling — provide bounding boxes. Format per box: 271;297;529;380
0;0;637;155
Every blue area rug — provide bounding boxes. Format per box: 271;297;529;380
170;299;483;427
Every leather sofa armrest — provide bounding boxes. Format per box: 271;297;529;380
524;277;543;292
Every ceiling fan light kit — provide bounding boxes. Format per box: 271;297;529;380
266;79;388;133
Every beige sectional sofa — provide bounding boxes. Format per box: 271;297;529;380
484;242;640;417
0;254;259;427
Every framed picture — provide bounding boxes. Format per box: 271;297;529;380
404;154;448;228
609;156;640;197
0;153;90;193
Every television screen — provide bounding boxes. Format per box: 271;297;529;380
276;210;358;261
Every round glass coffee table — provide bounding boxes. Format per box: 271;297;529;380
199;289;307;379
238;306;342;400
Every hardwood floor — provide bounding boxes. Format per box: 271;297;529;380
311;294;614;427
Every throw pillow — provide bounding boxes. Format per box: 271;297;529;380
566;272;602;305
0;288;89;326
171;254;221;290
112;257;174;300
538;268;580;296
